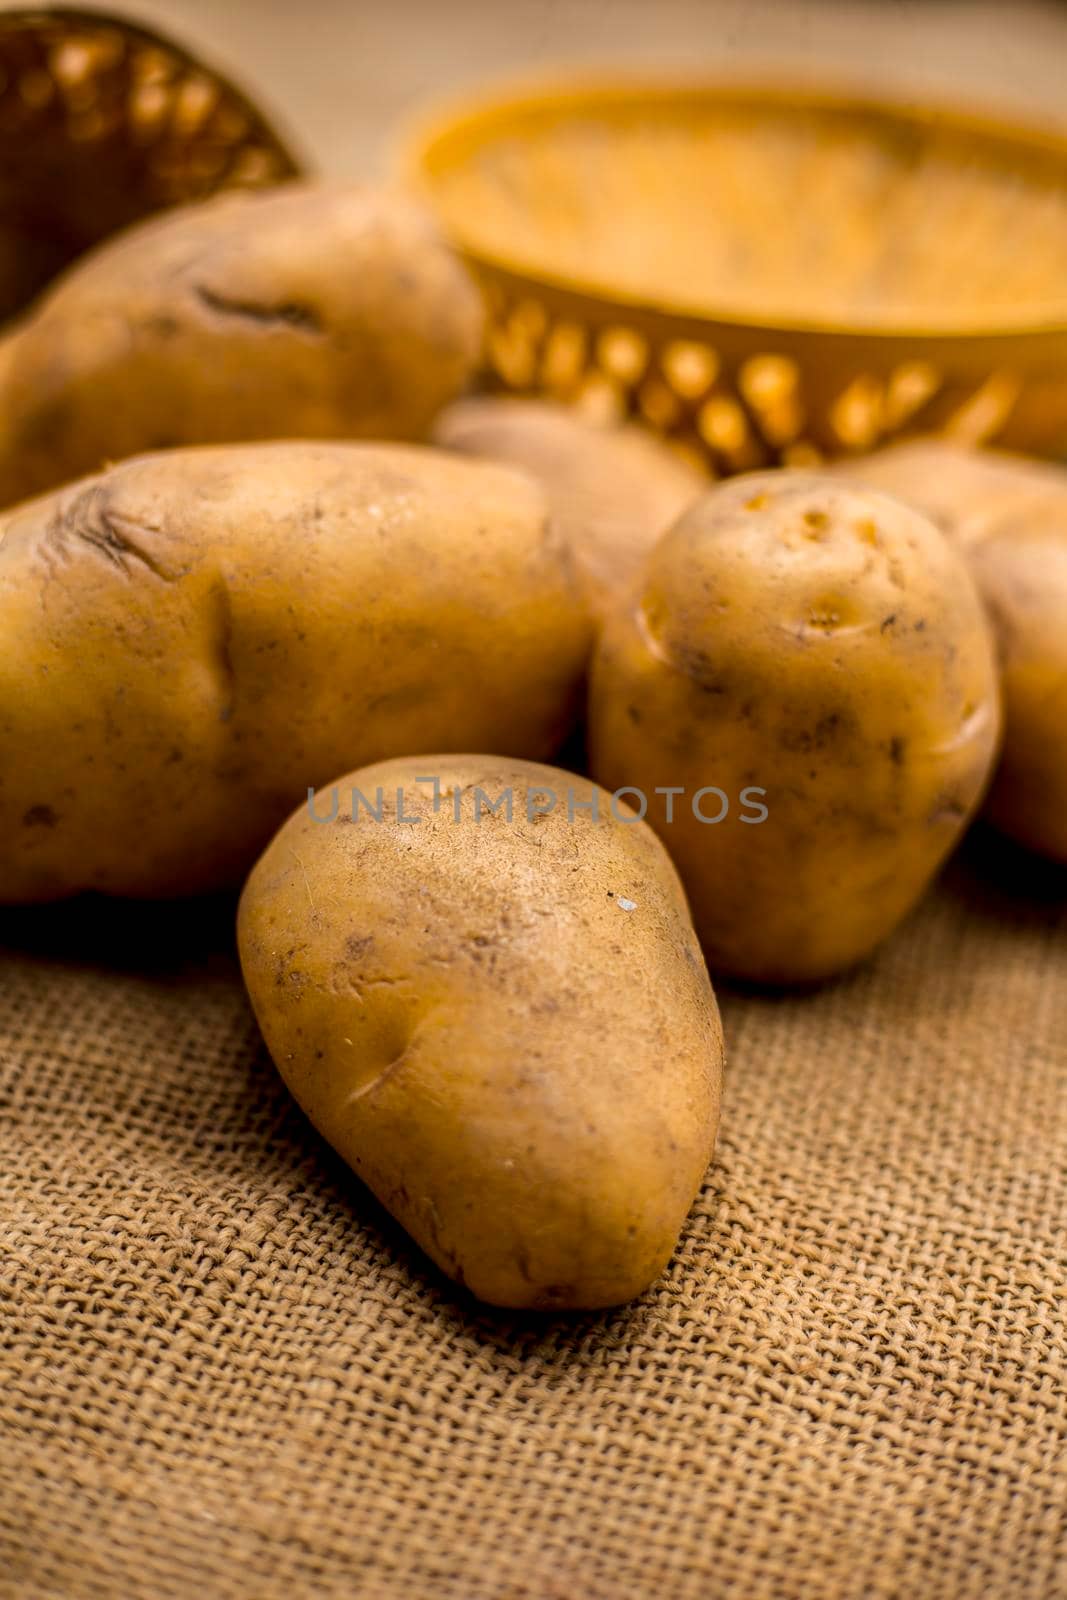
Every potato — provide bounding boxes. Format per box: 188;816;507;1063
0;182;483;507
0;442;590;902
838;440;1067;861
961;518;1067;861
433;397;705;616
238;754;724;1310
834;438;1067;545
588;472;1002;983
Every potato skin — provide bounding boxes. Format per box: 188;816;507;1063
238;755;723;1310
0;182;483;506
968;519;1067;862
834;439;1067;546
589;472;1002;983
838;440;1067;861
433;397;705;617
0;443;590;901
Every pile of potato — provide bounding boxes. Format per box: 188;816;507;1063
2;181;1063;1309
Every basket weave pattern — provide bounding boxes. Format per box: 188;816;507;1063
0;7;300;319
412;84;1067;471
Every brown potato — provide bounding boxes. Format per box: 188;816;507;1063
838;439;1067;861
0;442;590;901
964;517;1067;861
238;755;724;1310
433;397;705;617
834;438;1067;545
589;471;1002;982
0;182;483;507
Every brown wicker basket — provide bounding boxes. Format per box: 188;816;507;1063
0;6;302;321
405;78;1067;473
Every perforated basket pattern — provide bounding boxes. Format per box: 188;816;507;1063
409;82;1067;473
0;6;301;320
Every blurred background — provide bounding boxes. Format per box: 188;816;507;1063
121;0;1067;174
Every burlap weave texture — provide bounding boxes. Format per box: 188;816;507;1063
2;837;1065;1600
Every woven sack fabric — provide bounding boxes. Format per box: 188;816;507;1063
1;837;1065;1600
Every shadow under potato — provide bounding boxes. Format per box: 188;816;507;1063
0;889;240;973
944;822;1067;923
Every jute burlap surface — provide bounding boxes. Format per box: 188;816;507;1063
2;834;1065;1600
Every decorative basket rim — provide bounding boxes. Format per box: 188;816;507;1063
0;3;307;175
399;70;1067;345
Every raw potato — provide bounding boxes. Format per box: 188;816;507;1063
962;516;1067;862
0;442;590;902
838;440;1067;861
433;397;705;616
834;438;1067;545
589;472;1002;983
238;755;724;1310
0;182;483;507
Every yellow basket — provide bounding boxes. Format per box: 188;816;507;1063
0;6;302;323
405;78;1067;473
